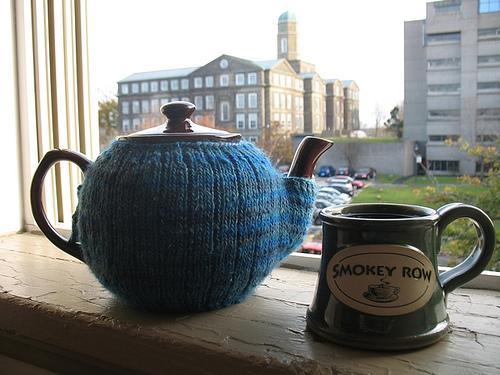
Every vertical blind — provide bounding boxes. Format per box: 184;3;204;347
15;0;98;231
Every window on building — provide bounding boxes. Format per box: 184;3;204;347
132;100;140;114
141;82;149;93
182;97;190;102
428;160;459;172
280;37;287;53
205;95;214;110
133;118;141;131
479;0;500;13
478;55;500;65
248;93;257;108
476;134;498;142
248;72;257;85
194;77;203;88
248;113;258;129
286;94;292;109
286;113;292;129
478;27;500;38
273;92;279;109
194;96;203;110
220;74;229;87
205;76;214;88
236;113;245;129
428;135;460;142
131;83;139;94
286;76;292;88
478;81;500;91
151;99;159;113
427;83;460;94
220;101;230;121
248;136;258;143
160;80;168;91
280;113;286;125
425;32;460;44
122;119;130;132
235;73;245;86
170;80;179;91
150;81;158;92
236;93;245;109
279;74;285;87
122;101;129;114
434;0;461;13
428;109;460;119
295;115;303;130
141;100;149;113
160;98;169;105
121;83;129;94
273;113;280;122
477;108;500;118
171;97;179;102
427;57;461;69
280;93;286;109
181;79;189;90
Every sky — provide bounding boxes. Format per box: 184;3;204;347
88;0;430;127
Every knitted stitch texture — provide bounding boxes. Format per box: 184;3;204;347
75;140;316;312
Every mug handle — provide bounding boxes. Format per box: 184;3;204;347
30;149;92;261
437;203;496;295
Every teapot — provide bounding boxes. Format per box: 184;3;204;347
31;101;333;312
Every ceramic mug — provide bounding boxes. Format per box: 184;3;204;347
306;203;495;350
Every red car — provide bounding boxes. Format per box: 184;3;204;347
298;241;322;255
330;175;365;189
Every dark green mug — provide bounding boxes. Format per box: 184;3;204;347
306;203;495;350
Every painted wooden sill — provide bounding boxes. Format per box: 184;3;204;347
0;233;499;374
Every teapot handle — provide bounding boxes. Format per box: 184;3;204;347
30;149;92;261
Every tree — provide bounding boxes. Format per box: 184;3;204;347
384;105;404;138
98;98;119;150
373;103;385;137
257;121;293;166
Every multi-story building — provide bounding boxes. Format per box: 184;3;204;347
404;0;500;175
117;11;359;142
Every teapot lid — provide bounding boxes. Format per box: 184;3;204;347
118;101;241;142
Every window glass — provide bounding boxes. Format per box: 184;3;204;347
426;32;460;44
150;81;158;92
478;55;500;65
220;101;230;121
477;82;500;90
132;118;141;130
170;80;179;91
236;93;245;109
132;100;140;114
235;73;245;85
141;99;149;113
131;83;139;93
479;0;500;13
160;98;169;105
151;99;159;113
194;95;203;110
247;73;257;85
427;83;460;93
205;76;214;87
236;113;245;129
141;82;149;93
248;113;258;129
220;74;229;87
286;94;292;109
205;95;214;110
248;93;257;108
478;27;500;38
434;0;461;13
122;119;130;132
122;101;129;114
194;77;203;88
428;109;460;118
181;79;189;90
427;57;461;69
182;96;190;102
121;83;129;94
160;80;168;91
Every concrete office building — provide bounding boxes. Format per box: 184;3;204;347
117;11;360;142
404;0;500;175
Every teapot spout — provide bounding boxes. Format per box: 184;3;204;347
288;136;334;178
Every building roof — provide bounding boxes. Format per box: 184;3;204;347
324;78;341;84
300;72;318;79
254;60;281;69
278;11;296;23
342;80;354;87
118;67;198;83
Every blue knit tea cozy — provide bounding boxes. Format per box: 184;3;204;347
71;138;317;312
29;103;332;312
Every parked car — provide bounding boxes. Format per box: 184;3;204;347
330;175;365;189
315;199;338;209
325;183;354;196
318;187;351;202
325;178;354;192
317;165;336;177
316;193;346;206
354;167;377;180
298;241;322;255
336;166;355;177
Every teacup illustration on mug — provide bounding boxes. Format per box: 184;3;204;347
307;203;495;350
363;281;400;303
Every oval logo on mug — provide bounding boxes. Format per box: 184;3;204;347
326;244;437;316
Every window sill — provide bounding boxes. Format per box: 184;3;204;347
0;233;499;374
